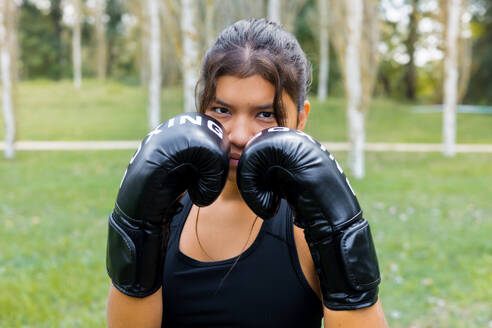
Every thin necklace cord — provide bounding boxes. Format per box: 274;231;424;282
194;206;259;294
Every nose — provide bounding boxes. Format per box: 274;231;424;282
226;115;255;150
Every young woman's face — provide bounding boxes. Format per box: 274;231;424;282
205;74;309;180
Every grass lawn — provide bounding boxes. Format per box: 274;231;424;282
1;79;491;143
1;150;491;327
1;79;491;326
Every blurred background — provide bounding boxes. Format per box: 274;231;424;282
0;0;491;327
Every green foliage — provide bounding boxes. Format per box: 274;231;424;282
14;0;492;106
18;0;138;81
294;0;344;97
18;2;71;79
104;0;140;80
464;0;492;104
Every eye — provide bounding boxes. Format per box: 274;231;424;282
212;107;231;115
257;111;275;119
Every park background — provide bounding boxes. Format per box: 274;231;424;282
0;0;491;327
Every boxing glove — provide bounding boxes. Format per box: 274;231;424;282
106;113;230;297
237;127;380;310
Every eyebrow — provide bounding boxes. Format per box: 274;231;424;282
214;98;273;110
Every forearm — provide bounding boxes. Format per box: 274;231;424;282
107;283;162;328
323;299;388;328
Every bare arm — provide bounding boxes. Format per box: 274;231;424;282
323;299;388;328
107;283;162;328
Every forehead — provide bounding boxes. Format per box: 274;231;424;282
214;75;275;105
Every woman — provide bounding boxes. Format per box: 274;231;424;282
107;18;387;327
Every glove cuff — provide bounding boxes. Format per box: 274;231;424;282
106;209;164;298
305;218;381;310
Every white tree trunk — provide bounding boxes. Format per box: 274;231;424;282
148;0;161;128
0;0;14;159
181;0;199;113
346;0;364;178
317;0;329;101
95;0;107;80
268;0;281;24
205;0;215;47
443;0;461;157
347;107;365;178
138;0;149;85
73;0;82;89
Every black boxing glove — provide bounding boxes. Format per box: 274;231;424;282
237;127;380;310
106;113;230;297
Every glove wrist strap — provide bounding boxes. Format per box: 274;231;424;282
305;218;381;310
106;210;164;298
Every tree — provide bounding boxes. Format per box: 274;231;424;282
181;0;199;113
49;0;63;79
282;0;308;33
72;0;82;88
211;0;265;32
268;0;281;24
94;0;107;80
464;0;492;104
317;0;329;100
161;0;183;87
0;0;16;159
442;0;463;157
147;0;161;128
105;0;125;78
331;0;380;178
205;0;215;47
404;0;418;100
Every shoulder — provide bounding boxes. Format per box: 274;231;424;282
292;224;322;300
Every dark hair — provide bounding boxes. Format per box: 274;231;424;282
197;18;312;126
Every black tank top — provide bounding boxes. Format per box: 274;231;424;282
162;194;323;327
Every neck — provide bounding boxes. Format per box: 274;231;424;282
219;177;244;202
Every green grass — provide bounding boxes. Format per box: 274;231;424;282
0;79;491;143
306;97;492;144
1;150;491;327
0;80;491;326
5;79;184;141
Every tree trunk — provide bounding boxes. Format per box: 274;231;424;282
95;0;107;80
282;0;307;33
72;0;82;89
443;0;461;157
205;0;215;47
50;0;63;79
268;0;281;24
346;0;364;178
404;0;418;100
347;107;365;178
136;0;149;85
147;0;161;128
0;0;15;159
317;0;329;101
181;0;199;113
457;11;471;103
